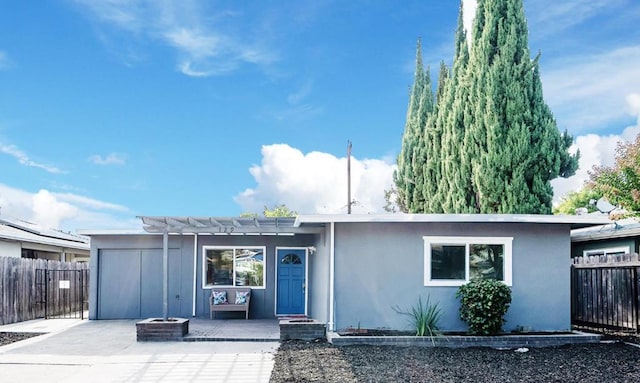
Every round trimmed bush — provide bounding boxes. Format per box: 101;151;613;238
456;278;512;335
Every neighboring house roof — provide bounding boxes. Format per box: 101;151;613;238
78;214;610;236
571;217;640;243
0;217;90;251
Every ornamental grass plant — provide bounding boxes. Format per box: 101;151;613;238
393;295;442;338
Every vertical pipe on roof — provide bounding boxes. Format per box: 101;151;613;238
329;222;335;331
162;232;169;321
192;234;198;317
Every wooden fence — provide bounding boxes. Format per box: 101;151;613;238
571;254;640;333
0;256;89;325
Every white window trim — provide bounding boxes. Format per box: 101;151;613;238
202;245;267;289
583;246;630;257
423;236;513;287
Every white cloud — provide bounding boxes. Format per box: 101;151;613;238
552;94;640;203
234;144;396;214
71;0;141;32
526;0;625;38
0;141;63;174
462;0;477;46
31;190;78;230
164;28;224;59
178;62;216;77
89;152;127;165
71;0;276;77
628;93;640;116
268;104;324;122
55;193;130;212
0;183;136;231
542;45;640;132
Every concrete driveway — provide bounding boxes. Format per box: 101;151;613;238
0;319;278;382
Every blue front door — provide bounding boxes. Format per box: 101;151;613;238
276;249;306;315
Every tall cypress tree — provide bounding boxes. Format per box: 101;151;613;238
394;39;428;212
410;63;435;212
422;62;449;213
395;0;578;214
437;3;475;213
463;0;578;213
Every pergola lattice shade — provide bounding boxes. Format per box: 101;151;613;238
138;216;320;235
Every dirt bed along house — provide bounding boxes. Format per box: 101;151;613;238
270;340;640;383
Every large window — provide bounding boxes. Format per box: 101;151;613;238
424;236;513;287
203;246;265;288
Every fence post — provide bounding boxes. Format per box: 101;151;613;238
635;267;640;332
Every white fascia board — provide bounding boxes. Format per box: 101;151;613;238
297;213;610;227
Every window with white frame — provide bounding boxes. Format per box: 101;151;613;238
424;236;513;287
583;246;629;258
203;246;265;288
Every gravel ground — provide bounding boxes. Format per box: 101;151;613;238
270;340;640;383
0;332;43;346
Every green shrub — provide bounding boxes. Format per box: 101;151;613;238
456;279;512;335
393;295;442;338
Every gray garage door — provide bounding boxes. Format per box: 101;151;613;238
98;249;181;319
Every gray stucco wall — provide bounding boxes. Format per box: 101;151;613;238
307;227;330;324
333;222;573;332
90;233;317;320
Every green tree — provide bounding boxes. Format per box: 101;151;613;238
589;133;640;215
434;4;473;213
394;39;432;212
464;0;578;214
240;204;298;218
553;187;600;215
396;0;578;214
410;60;435;212
263;204;298;217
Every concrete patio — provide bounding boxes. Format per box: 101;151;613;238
186;318;280;341
0;318;279;382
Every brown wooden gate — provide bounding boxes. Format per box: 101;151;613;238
571;263;640;333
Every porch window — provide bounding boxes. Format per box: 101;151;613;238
203;246;265;289
424;236;513;287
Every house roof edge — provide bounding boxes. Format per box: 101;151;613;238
297;213;610;229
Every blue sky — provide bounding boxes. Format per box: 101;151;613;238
0;0;639;231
